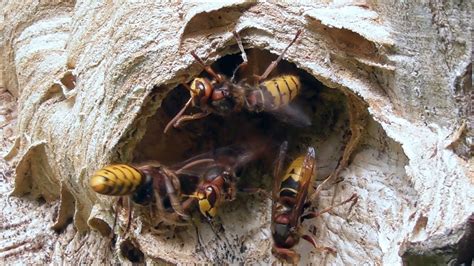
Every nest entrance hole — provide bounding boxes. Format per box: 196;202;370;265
133;48;360;201
114;46;389;263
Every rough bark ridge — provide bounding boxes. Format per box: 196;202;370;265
1;1;472;265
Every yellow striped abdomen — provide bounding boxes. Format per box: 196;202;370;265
260;75;301;110
90;164;143;196
279;156;305;197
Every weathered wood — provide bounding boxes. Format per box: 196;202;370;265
1;1;472;264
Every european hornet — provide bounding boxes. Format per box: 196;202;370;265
89;162;202;234
180;142;266;220
89;143;263;234
271;142;358;264
164;30;310;133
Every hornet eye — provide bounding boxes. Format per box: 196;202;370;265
196;81;205;95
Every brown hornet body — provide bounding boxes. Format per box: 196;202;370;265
90;163;196;231
164;30;309;133
181;143;265;220
271;142;317;263
90;144;263;233
271;142;358;263
193;163;236;220
183;73;301;116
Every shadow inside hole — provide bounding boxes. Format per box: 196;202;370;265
60;71;76;91
134;49;352;183
129;47;360;261
120;239;145;263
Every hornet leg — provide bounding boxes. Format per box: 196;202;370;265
164;96;193;133
191;51;223;82
301;235;337;254
173;111;210;128
301;193;358;221
162;169;190;219
231;30;249;82
256;30;302;82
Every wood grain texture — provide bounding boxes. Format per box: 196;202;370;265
0;1;472;264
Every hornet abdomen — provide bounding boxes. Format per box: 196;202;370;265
90;164;143;196
279;155;306;198
260;75;301;110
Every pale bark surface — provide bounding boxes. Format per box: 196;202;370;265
0;1;472;265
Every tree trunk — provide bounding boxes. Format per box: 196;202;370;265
1;1;472;265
